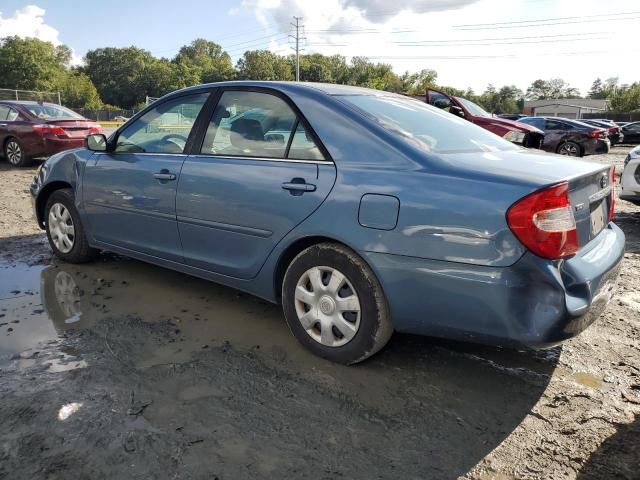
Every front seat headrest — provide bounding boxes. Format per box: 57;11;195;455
230;118;264;152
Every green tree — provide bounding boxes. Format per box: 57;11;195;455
173;39;235;83
0;36;67;91
609;82;640;112
59;71;102;109
526;78;580;100
236;50;293;80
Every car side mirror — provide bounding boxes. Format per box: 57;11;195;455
86;134;107;152
450;106;465;118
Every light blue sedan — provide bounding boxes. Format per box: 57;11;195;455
31;82;624;364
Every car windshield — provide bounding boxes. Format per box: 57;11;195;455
24;103;84;120
454;97;492;118
339;95;517;154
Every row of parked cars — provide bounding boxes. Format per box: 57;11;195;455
424;88;640;157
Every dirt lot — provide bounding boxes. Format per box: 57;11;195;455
0;147;639;480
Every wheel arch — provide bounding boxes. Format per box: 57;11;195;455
35;181;73;228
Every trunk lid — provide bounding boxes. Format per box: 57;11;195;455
45;119;99;138
568;166;613;246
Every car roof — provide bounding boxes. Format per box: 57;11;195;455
171;81;395;98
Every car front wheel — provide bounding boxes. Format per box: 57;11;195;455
557;141;582;157
282;243;393;364
45;189;97;263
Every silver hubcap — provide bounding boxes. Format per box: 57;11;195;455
6;141;22;165
294;266;361;347
560;143;578;156
54;271;82;321
48;203;75;253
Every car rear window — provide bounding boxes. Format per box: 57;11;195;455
24;104;84;120
338;95;518;154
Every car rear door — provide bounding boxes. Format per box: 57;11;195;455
176;88;336;279
543;119;569;150
82;92;210;262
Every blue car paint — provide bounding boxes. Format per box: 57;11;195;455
31;81;625;349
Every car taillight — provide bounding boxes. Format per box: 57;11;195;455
89;125;103;134
506;182;579;259
608;127;617;133
32;124;66;135
609;166;615;221
589;129;605;138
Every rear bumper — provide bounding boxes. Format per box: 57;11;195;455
586;138;610;155
364;222;625;348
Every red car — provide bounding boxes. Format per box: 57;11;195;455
425;88;544;149
0;101;102;167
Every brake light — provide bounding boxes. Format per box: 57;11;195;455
589;129;605;138
609;166;615;221
506;182;579;259
32;124;66;135
608;127;617;133
89;124;103;134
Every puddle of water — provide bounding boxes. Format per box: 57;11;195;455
552;366;603;390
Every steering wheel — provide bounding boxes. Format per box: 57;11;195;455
161;134;188;151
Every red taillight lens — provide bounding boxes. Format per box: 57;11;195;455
608;127;617;133
589;129;604;138
609;166;615;221
32;124;66;135
507;182;579;259
89;124;103;134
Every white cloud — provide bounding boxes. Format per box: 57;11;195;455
0;5;82;65
236;0;639;95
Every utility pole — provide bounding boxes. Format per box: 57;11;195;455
289;16;304;81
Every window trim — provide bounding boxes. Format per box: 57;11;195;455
193;86;333;164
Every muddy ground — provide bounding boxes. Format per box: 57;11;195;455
0;148;639;480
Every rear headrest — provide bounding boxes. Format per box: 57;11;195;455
230;118;264;151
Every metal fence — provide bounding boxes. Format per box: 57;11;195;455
583;112;640;122
0;88;60;104
74;108;137;122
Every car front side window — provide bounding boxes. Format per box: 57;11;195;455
201;91;299;159
115;93;209;154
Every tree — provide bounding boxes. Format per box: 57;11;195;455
526;78;580;100
609;82;640;112
173;39;235;83
589;78;606;99
0;36;67;91
59;71;102;109
401;69;438;95
236;50;293;80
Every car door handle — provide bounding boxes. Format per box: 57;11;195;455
282;180;316;193
153;170;176;181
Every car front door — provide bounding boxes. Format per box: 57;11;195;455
176;89;336;279
82;92;210;262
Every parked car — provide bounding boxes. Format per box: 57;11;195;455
517;116;610;156
620;145;640;205
425;88;544;149
497;113;527;121
0;101;102;167
580;119;624;145
615;121;629;127
31;82;624;364
621;121;640;144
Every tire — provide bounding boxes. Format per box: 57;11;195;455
557;141;582;157
4;137;31;167
281;242;393;364
44;188;97;263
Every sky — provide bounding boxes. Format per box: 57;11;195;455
0;0;639;95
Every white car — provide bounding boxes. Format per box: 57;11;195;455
620;145;640;205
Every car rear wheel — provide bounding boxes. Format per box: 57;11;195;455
45;189;97;263
4;137;31;167
557;141;582;157
282;242;393;364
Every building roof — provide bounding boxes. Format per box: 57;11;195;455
524;98;608;108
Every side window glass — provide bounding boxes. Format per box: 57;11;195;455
202;91;296;158
429;91;451;110
115;93;209;154
546;120;563;130
288;123;325;161
0;106;9;121
7;108;19;121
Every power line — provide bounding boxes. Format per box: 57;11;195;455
455;14;640;30
453;10;640;28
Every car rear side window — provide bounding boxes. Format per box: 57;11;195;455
201;91;325;161
340;94;517;154
0;106;10;120
7;108;19;121
115;93;209;154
